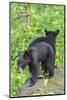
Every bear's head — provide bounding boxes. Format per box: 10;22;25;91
45;29;59;39
17;51;31;73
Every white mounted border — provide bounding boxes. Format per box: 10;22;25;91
0;0;67;100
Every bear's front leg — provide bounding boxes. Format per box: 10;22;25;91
30;77;37;87
29;62;39;87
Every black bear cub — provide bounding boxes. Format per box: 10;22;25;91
17;29;59;87
29;29;59;69
17;42;54;86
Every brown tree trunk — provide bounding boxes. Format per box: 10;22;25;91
24;3;30;31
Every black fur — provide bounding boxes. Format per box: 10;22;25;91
29;29;59;69
17;42;54;86
17;29;59;86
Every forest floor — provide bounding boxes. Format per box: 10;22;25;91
16;68;64;97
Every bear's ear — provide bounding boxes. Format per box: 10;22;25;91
56;29;59;35
44;29;48;35
45;29;47;32
24;50;29;58
24;48;33;57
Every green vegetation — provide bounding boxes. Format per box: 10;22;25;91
10;3;64;96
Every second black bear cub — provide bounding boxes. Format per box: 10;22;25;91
29;29;59;69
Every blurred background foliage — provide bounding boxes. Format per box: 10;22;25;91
10;3;64;96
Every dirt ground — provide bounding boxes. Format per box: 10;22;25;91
16;68;65;97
